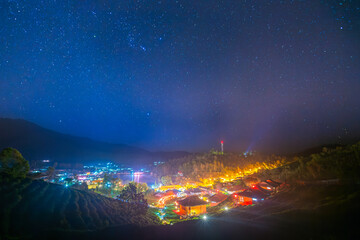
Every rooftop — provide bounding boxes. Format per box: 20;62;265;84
178;196;207;207
226;185;244;192
208;193;228;203
265;179;281;187
237;189;267;199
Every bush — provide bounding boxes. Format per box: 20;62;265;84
0;148;29;179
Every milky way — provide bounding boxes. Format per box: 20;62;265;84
0;0;359;153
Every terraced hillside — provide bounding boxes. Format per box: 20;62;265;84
40;184;360;240
0;178;160;238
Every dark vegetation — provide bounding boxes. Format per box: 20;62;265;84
258;142;360;183
154;142;360;184
39;184;360;240
153;152;287;180
94;175;150;199
0;177;160;239
0;147;160;239
1;143;360;239
0;147;29;178
117;182;148;211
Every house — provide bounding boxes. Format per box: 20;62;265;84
199;186;213;194
258;182;276;191
177;196;207;217
165;189;178;196
154;192;165;198
225;185;245;194
234;188;267;205
250;184;272;196
265;179;281;191
185;188;203;196
156;185;182;192
208;193;228;206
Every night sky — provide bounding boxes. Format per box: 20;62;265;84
0;0;359;153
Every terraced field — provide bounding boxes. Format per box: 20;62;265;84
0;178;159;238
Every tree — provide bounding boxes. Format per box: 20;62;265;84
0;148;29;178
46;166;55;180
213;178;223;190
243;176;260;186
64;178;73;186
117;182;146;203
117;182;148;214
131;182;149;193
161;176;173;185
103;173;115;187
80;181;88;190
233;179;246;188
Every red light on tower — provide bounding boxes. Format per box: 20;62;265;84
220;140;224;153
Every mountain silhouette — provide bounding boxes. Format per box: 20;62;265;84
0;118;188;167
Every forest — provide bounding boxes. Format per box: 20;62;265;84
152;151;288;182
257;142;360;183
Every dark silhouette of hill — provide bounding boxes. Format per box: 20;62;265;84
0;118;188;166
286;143;346;158
0;178;160;239
38;185;360;240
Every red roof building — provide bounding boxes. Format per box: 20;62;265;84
177;196;207;217
208;193;228;206
233;189;267;205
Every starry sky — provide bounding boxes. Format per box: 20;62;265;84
0;0;359;153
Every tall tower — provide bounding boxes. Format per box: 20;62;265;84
220;140;224;153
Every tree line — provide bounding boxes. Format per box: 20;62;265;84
153;151;287;182
258;142;360;183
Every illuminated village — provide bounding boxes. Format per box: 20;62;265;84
31;141;284;225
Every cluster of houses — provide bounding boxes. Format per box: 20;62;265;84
233;179;281;205
158;179;282;219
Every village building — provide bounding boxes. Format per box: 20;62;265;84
258;182;276;191
185;188;203;196
234;188;267;205
154;192;165;198
251;184;272;196
208;192;228;206
165;189;179;196
264;179;281;191
177;196;207;217
200;193;212;202
156;185;182;192
199;186;213;194
225;185;244;194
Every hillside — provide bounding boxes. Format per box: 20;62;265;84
36;184;360;240
152;152;287;180
0;178;160;239
255;141;360;184
0;118;188;166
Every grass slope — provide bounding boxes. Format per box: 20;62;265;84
0;178;159;239
41;184;360;240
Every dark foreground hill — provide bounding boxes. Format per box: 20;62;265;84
0;178;160;239
1;174;360;239
0;118;188;166
39;184;360;240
